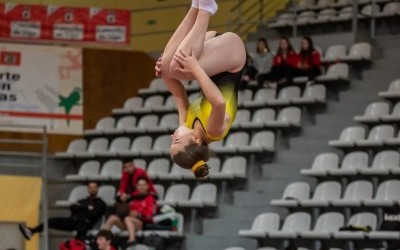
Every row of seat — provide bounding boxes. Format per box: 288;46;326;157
65;156;247;182
271;179;399;208
239;211;398;240
355;100;400;124
295;0;389;11
302;149;400;176
270;2;399;28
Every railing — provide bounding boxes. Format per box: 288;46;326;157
0;124;48;250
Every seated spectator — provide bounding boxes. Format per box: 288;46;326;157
96;229;116;250
103;177;156;247
294;36;322;84
19;181;106;241
242;38;273;88
258;37;299;88
117;161;157;203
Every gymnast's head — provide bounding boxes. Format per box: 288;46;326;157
170;125;210;178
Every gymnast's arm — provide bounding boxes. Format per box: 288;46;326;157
164;78;190;125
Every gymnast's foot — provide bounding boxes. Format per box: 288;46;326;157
199;0;218;15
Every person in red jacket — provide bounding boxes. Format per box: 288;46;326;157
117;161;157;202
103;177;156;248
294;36;322;83
258;37;299;88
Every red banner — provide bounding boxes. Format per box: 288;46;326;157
0;3;130;46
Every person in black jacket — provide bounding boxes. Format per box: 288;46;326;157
18;181;106;241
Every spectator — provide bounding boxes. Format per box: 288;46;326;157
294;36;322;84
96;229;116;250
19;181;106;241
103;177;156;247
258;37;299;88
117;161;157;203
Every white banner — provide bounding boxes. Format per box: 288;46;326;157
0;43;83;135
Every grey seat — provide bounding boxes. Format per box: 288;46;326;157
119;136;152;157
154;184;165;200
126;114;159;133
134;95;164;113
331;6;354;22
342;42;372;61
269;13;296;28
55;185;87;207
332;180;373;207
239;213;280;238
316;63;349;82
354;102;390;123
378;2;400;17
241;108;275;130
208;156;247;180
141;135;171;157
157;184;190;206
55;139;87;158
356;125;394;147
329;126;366;148
138;78;168;95
126;245;150;250
267;107;302;128
206;157;222;178
271;182;310;207
269;212;312;238
360;150;400;175
379;79;400;99
91;160;123;181
98;185;116;206
238;131;275;154
300;181;341;207
334;212;377;239
66;160;101;181
97;137;131;157
146;158;170;179
112;97;143;115
148;113;179;133
133;158;147;170
381;101;400;122
330;151;369;176
363;180;400;207
213;132;249;154
231;109;251;129
84;117;115;136
238;89;253;106
296;11;316;25
322;45;347;63
360;4;381;18
243;88;276;108
309;8;336;24
300;212;345;239
301;153;339;176
75;138;108;158
153;95;177;113
105;116;137;135
158;163;188;181
267;86;301;106
179;183;217;207
292;84;326;105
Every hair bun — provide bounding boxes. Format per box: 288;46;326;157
193;163;209;179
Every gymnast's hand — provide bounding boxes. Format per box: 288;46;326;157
174;48;200;73
155;54;163;77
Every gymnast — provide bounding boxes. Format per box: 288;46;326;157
155;0;246;178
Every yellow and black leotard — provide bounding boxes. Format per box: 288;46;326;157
185;69;243;142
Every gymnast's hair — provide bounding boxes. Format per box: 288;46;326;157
171;141;210;178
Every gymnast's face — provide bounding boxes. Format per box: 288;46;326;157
170;125;197;156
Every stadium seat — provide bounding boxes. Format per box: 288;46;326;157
243;88;276;108
97;137;130;157
300;181;341;207
84;117;115;136
154;184;165;200
378;79;400;99
356;125;394;147
360;150;399;175
238;212;280;238
378;2;400;17
267;86;301;106
138;78;168;95
329;151;369;176
271;182;310;207
312;0;335;10
328;126;366;148
158;163;190;181
141;135;171;157
75;138;108;158
342;42;372;61
231;109;251;129
66;160;101;181
112;97;143;115
55;139;87;158
363;180;400;206
91;160;123;181
360;4;381;18
385;130;400;146
268;13;296;28
292;84;326;105
268;212;311;238
296;11;316;25
206;157;222;178
148;113;178;133
186;80;200;91
208;156;247;179
300;212;345;239
126;245;149;250
134;95;164;114
212;132;249;154
146;158;170;179
297;0;315;10
241;108;276;130
331;180;373;207
238;131;275;155
153;95;177;113
104;116;137;135
267;107;302;128
157;184;190;206
98;185;116;206
126;114;159;133
316;63;349;82
179;183;217;207
238;89;253;107
309;8;336;24
331;6;354;22
119;136;152;157
133;159;147;170
354;102;391;123
322;45;347;63
334;212;377;239
300;153;339;176
55;185;87;207
381;101;400;122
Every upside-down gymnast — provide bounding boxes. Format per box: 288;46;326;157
155;0;246;178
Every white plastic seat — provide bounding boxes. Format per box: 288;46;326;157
381;101;400;122
148;113;179;133
309;8;336;24
55;185;87;207
212;132;249;154
105;116;137;135
267;107;302;128
133;159;147;170
179;183;217;207
330;151;369;175
153;95;177;113
112;97;143;115
356;125;394;147
292;84;326;105
99;185;116;206
135;95;164;113
334;212;377;239
241;108;275;129
342;42;372;61
312;0;335;9
300;181;341;207
146;158;170;179
271;182;310;207
97;137;131;157
360;150;400;175
331;6;353;22
157;184;190;206
209;156;247;179
154;184;165;200
268;212;311;238
361;4;381;17
206;157;222;178
323;45;347;63
239;213;280;238
332;180;373;207
158;163;188;181
328;126;366;148
141;135;171;157
75;138;108;158
238;131;275;154
363;180;400;206
84;117;115;136
119;136;152;157
296;11;316;25
231;109;251;129
138;78;168;95
354;102;390;123
55;139;87;158
316;63;349;81
300;212;345;239
378;2;400;17
66;160;101;181
243;88;276;108
379;79;400;99
301;153;339;176
91;160;123;181
126;245;149;250
126;114;159;133
267;86;301;106
269;13;296;28
238;89;253;106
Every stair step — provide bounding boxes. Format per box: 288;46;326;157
233;191;281;206
184;234;258;250
203;219;253;237
218;204;287;219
